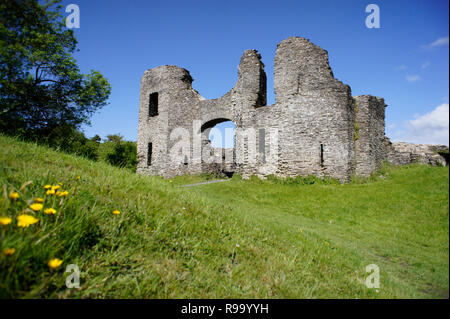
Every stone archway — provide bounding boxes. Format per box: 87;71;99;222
200;118;232;133
200;117;236;176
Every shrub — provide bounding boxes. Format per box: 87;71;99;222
43;126;99;161
106;141;137;171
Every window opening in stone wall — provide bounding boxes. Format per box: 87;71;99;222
148;92;158;117
320;144;324;167
147;142;153;166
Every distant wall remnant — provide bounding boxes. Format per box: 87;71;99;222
386;142;448;167
137;37;448;182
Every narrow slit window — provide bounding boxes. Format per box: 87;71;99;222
320;144;324;167
147;142;153;166
148;92;158;117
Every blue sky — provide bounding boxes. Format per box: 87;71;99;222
62;0;449;146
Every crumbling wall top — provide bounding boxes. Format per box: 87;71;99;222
274;36;348;102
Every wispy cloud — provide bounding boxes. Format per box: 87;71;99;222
429;36;449;47
422;36;449;49
406;75;420;83
395;64;407;71
421;61;431;69
389;103;449;145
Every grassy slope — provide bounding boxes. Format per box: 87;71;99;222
0;134;448;298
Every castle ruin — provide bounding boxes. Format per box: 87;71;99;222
137;37;448;182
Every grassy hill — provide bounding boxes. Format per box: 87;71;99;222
0;134;448;298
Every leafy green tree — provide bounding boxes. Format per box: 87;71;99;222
105;134;124;144
106;140;137;171
90;134;102;143
0;0;111;138
44;125;99;160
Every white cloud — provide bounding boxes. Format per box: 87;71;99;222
421;61;431;69
395;64;407;71
422;36;449;49
389;103;449;145
429;36;449;47
406;75;420;82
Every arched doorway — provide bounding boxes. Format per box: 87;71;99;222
200;118;236;177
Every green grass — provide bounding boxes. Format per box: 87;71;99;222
0;134;448;298
170;172;227;186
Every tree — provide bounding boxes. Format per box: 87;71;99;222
106;140;137;171
90;134;101;143
0;0;111;138
105;134;124;144
44;125;99;160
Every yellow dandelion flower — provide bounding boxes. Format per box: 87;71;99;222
46;189;56;195
4;248;15;256
34;197;44;203
48;258;63;269
0;217;12;226
112;210;121;215
76;176;80;180
29;203;43;211
9;192;19;200
51;185;60;191
17;214;39;228
44;208;57;215
56;190;68;197
44;185;52;189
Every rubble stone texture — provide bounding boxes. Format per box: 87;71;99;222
137;37;448;182
386;142;448;167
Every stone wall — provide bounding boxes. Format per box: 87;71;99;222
354;95;387;177
386;141;448;167
136;36;447;182
201;147;236;175
245;37;356;181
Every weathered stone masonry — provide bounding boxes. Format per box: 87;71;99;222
137;37;448;182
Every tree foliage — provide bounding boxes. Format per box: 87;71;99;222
43;125;100;161
0;0;111;138
105;134;124;144
106;140;137;171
